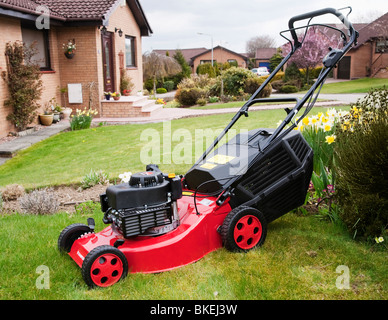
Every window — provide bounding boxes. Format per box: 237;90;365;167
125;36;136;67
376;39;388;53
21;24;51;70
200;60;216;65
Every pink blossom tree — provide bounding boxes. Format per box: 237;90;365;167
282;27;338;83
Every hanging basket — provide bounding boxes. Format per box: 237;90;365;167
65;52;75;59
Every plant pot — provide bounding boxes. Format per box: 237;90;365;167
39;114;53;126
113;96;120;101
65;52;75;59
123;92;130;96
105;95;111;100
53;112;61;123
61;108;72;120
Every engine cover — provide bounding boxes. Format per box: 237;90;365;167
100;168;182;238
105;179;170;210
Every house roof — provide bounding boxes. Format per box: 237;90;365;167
354;12;388;48
153;48;207;63
255;48;277;60
190;45;249;62
0;0;152;35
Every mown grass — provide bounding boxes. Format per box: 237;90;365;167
316;78;388;94
0;107;348;189
0;208;386;300
1;106;386;300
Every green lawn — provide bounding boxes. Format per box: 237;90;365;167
317;78;388;94
0;107;339;188
0;209;386;299
1;107;386;300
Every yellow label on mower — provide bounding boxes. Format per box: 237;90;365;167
200;163;217;170
207;154;235;164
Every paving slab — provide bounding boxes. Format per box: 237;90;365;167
0;121;70;161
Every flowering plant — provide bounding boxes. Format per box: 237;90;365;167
111;92;121;97
156;98;166;105
119;172;132;183
63;40;76;54
70;107;98;131
122;89;131;95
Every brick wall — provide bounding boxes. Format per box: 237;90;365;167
0;3;146;137
192;47;247;73
0;17;61;137
107;4;143;94
0;17;22;137
56;26;100;114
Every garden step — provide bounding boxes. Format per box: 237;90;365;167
100;96;162;118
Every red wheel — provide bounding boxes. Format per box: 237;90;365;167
233;215;263;250
82;245;128;288
221;206;267;252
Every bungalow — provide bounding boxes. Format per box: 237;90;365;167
190;45;248;73
0;0;152;138
253;48;277;71
154;46;249;73
333;13;388;79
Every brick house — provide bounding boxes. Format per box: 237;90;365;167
190;46;248;73
0;0;152;138
334;13;388;79
253;48;277;71
154;46;249;73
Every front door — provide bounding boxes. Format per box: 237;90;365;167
337;56;351;79
102;32;115;92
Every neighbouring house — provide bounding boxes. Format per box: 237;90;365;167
0;0;152;138
153;48;207;65
154;46;249;74
190;46;248;73
334;12;388;79
253;48;277;71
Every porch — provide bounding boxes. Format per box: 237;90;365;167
100;95;163;118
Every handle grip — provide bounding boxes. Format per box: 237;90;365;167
288;7;354;47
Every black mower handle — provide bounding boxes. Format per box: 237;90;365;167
288;7;355;48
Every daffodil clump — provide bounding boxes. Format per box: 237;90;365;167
293;108;350;146
70;108;98;131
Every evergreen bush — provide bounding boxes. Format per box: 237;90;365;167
1;41;43;131
333;88;388;239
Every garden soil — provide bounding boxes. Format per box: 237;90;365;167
1;184;107;214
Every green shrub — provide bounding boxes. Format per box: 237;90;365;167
208;96;219;103
1;41;43;131
284;62;302;82
271;80;284;91
81;169;109;189
243;77;272;97
156;87;167;94
279;85;298;93
333;88;388;239
175;74;215;106
196;98;207;106
217;67;255;96
175;88;204;106
197;63;218;78
163;80;175;92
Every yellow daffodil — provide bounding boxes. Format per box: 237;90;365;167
325;135;336;144
324;124;332;132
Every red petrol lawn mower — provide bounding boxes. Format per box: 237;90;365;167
58;7;358;288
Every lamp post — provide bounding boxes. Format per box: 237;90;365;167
197;32;213;67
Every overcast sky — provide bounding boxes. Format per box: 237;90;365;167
141;0;388;54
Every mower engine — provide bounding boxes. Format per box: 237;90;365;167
100;165;182;238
